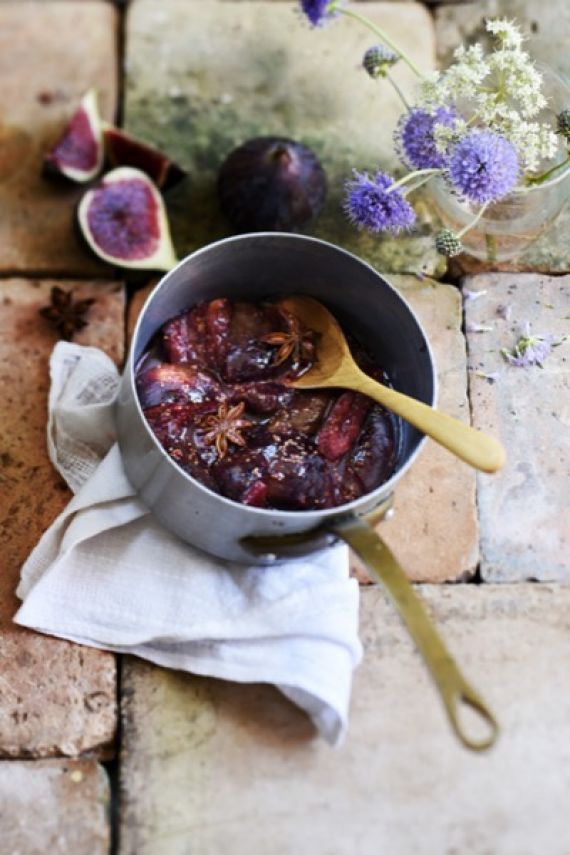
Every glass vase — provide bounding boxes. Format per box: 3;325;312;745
427;66;570;263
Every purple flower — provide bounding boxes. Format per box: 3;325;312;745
396;107;456;169
501;324;560;368
300;0;339;27
344;170;416;234
448;131;519;203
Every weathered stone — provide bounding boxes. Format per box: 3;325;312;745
435;0;570;77
0;2;118;274
435;0;570;275
0;279;124;757
350;275;478;583
464;272;570;581
120;584;570;855
125;0;445;277
0;759;110;854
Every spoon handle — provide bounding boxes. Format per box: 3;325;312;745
351;371;505;474
333;516;499;752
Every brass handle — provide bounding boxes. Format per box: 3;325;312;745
354;371;505;474
333;516;499;752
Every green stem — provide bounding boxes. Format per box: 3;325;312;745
526;155;570;187
401;173;439;196
485;233;497;263
340;7;424;78
388;168;442;193
386;72;410;110
457;203;489;239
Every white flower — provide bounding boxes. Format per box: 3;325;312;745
418;71;444;107
433;117;468;153
411;17;560;181
486;18;525;51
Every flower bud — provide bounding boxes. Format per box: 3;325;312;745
362;44;399;79
435;229;463;258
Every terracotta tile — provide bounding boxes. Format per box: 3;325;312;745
0;279;124;756
0;1;118;274
120;584;570;855
353;275;478;583
464;272;570;581
0;758;109;854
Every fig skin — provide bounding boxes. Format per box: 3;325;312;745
103;125;187;190
77;166;178;271
43;89;104;183
217;137;327;233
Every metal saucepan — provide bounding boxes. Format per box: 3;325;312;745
116;233;498;750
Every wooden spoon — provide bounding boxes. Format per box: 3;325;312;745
280;295;505;473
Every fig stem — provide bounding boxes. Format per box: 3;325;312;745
339;8;424;79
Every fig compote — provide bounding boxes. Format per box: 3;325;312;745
136;298;398;511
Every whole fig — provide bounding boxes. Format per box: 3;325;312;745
217;137;327;233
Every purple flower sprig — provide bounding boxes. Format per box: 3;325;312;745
396;107;456;170
501;323;564;368
345;170;416;234
448;131;519;204
300;0;342;27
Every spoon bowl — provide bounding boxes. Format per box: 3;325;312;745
281;295;506;474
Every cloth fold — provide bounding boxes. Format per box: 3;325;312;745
15;342;362;745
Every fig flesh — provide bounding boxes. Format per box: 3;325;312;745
44;89;103;183
77;167;178;271
217;137;327;232
103;125;187;190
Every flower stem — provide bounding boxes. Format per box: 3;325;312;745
485;233;498;263
525;155;570;187
386;73;410;110
457;202;489;239
339;7;424;78
388;168;442;193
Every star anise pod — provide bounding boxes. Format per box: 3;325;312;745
260;308;315;366
39;286;95;341
199;401;253;459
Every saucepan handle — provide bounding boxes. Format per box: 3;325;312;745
332;515;499;752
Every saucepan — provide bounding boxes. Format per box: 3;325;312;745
116;232;498;751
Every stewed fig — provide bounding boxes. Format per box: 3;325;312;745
43;89;104;183
217;137;327;232
103;126;187;190
77;167;178;271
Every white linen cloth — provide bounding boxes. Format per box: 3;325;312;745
15;342;362;745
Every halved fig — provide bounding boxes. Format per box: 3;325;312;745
103;125;187;190
77;167;178;271
44;89;104;183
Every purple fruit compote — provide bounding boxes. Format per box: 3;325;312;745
135;298;398;511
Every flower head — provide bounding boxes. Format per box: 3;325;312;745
501;324;561;368
397;107;456;169
300;0;340;27
344;170;416;234
448;131;519;203
486;18;524;51
435;229;463;258
363;44;399;79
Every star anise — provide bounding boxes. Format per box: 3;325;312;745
199;401;253;459
260;308;315;366
39;286;95;341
